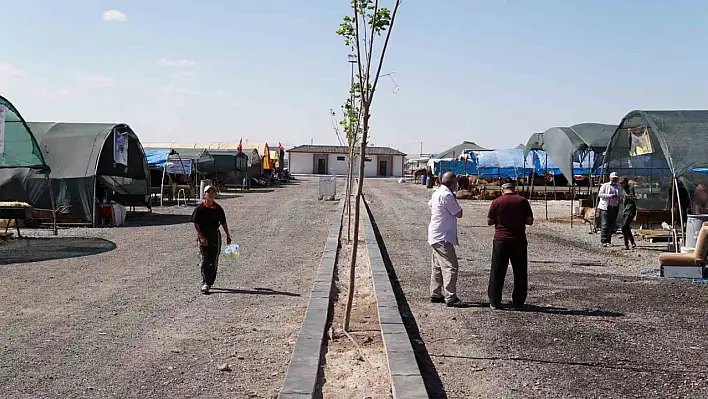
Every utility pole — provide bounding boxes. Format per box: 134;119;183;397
420;142;423;157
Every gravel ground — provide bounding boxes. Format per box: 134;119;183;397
0;177;338;399
365;179;708;399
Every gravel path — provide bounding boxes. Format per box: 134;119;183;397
0;178;338;399
365;179;708;399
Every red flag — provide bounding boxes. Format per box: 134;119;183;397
237;138;242;152
278;142;284;151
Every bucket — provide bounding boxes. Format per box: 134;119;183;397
199;179;212;200
421;175;427;185
685;214;708;248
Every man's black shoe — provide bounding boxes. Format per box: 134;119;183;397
430;296;445;303
446;298;464;308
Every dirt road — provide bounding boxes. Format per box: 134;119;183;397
0;178;338;399
365;179;708;399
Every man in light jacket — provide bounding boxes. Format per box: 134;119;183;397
598;172;621;247
428;172;464;307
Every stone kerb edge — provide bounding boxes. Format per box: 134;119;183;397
279;197;346;398
361;196;429;399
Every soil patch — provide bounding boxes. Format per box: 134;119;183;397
321;208;392;398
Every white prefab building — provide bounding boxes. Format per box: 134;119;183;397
287;145;406;177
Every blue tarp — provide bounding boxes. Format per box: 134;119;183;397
434;160;477;176
473;149;535;178
533;150;603;176
145;149;170;167
432;148;613;178
432;149;535;178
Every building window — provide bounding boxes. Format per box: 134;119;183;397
336;156;346;161
365;157;372;162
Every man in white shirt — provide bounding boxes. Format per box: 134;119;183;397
428;172;464;307
597;172;621;247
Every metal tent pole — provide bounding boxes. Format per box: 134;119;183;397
570;184;574;228
45;172;58;236
674;175;686;251
671;175;677;252
545;153;548;220
529;151;536;200
160;163;167;207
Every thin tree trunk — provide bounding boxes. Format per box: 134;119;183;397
346;153;354;242
347;157;354;241
343;110;369;331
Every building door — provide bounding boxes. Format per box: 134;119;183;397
317;158;327;174
378;160;388;177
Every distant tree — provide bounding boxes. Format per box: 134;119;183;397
337;0;402;331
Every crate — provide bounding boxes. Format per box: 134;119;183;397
318;176;337;200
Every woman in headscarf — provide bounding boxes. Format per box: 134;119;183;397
620;177;637;250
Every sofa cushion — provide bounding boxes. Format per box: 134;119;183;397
659;253;699;266
694;227;708;262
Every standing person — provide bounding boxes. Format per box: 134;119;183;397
620;177;637;250
428;172;464;307
487;180;533;311
598;172;621;247
191;185;232;294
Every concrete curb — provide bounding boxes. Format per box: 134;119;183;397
362;196;429;399
279;197;345;398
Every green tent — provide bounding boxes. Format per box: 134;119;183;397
0;95;57;234
0;96;48;170
0;122;150;225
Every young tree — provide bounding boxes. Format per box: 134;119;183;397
340;94;361;242
337;0;401;331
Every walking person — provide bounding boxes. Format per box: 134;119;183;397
598;172;621;247
191;185;232;294
428;172;464;307
620;177;637;250
487;180;534;310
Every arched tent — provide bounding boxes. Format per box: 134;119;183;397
525;123;617;180
0;122;150;225
0;95;57;234
0;96;47;170
599;110;708;235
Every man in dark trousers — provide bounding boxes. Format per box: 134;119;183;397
191;185;232;294
487;180;534;310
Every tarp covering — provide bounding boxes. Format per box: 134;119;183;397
599;110;708;177
433;160;477;176
0;122;150;224
532;150;561;175
472;149;535;178
0;95;48;170
600;110;708;213
145;149;170;167
146;147;242;174
526;123;616;178
431;149;536;178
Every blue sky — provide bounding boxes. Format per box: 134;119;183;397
2;0;708;157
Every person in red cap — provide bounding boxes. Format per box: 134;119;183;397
190;185;232;294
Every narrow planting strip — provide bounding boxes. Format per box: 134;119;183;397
362;196;429;399
279;197;345;398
